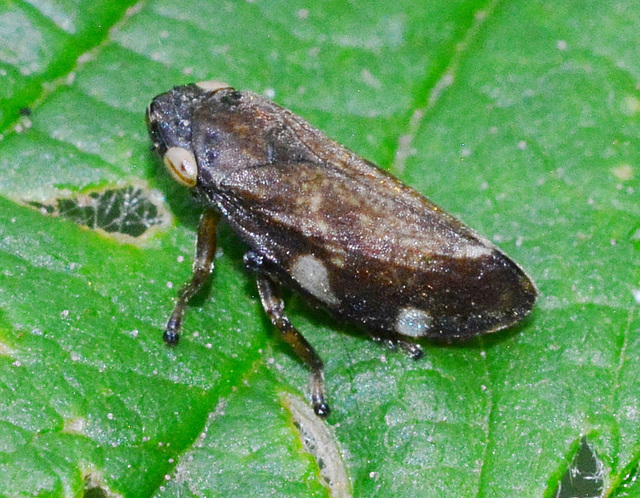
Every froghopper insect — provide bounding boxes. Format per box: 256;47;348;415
146;81;537;418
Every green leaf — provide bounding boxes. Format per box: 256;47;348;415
1;0;638;496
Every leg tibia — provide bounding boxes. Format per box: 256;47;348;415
164;209;220;345
256;274;330;418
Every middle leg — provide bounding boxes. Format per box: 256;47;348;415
254;272;330;418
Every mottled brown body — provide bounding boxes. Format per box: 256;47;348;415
147;82;537;416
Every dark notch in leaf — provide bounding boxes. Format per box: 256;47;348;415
84;486;109;498
83;470;122;498
553;437;604;498
28;185;169;239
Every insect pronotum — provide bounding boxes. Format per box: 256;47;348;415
146;81;537;417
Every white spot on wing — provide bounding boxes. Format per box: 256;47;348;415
457;244;494;259
395;307;433;337
291;255;339;305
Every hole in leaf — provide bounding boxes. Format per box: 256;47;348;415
82;470;121;498
29;185;168;238
554;437;604;498
84;486;108;498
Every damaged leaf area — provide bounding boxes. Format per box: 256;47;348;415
553;438;604;498
83;470;122;498
28;185;169;239
281;393;351;498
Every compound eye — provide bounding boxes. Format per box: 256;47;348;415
163;147;198;187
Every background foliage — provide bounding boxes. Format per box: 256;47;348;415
0;0;639;496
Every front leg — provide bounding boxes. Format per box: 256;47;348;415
254;271;330;418
164;208;220;345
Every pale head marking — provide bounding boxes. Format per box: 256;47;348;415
163;146;198;187
196;80;232;93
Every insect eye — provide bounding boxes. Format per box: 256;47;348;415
163;146;198;187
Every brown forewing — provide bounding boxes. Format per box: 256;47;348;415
218;157;536;340
186;88;536;340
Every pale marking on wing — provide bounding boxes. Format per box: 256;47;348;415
225;162;493;267
291;255;340;305
395;307;433;337
456;245;494;259
331;255;346;268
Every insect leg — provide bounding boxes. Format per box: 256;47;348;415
255;274;330;418
164;208;220;345
372;332;424;360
